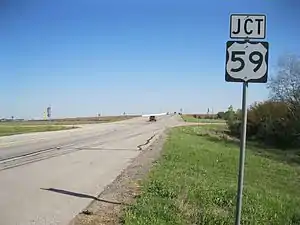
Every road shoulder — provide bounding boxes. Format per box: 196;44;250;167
69;128;169;225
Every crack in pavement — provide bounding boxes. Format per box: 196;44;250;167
137;134;156;151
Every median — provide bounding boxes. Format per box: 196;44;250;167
0;124;75;137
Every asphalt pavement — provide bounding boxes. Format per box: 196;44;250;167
0;115;182;225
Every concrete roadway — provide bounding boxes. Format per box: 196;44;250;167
0;115;182;225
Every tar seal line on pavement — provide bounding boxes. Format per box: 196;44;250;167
137;134;156;150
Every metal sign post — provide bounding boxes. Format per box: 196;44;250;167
225;14;268;225
235;81;248;224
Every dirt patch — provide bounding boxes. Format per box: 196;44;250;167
68;129;169;225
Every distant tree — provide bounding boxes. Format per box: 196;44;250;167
267;54;300;109
224;105;235;120
217;111;225;119
236;109;242;120
225;54;300;148
246;100;299;147
266;54;300;146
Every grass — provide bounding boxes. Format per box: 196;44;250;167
4;115;225;126
181;115;225;124
0;125;75;137
0;115;138;126
0;116;138;137
123;125;300;225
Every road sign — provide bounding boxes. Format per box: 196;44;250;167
230;14;266;39
226;13;268;225
225;40;269;83
47;106;51;118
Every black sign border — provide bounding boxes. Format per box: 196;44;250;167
225;40;269;83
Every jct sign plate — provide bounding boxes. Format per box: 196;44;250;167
225;40;269;83
230;14;266;39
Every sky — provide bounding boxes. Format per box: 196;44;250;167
1;0;300;119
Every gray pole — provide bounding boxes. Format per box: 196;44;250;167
235;81;248;225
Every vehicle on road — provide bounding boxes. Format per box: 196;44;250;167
149;115;156;122
141;112;167;122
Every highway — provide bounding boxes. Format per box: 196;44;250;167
0;115;182;225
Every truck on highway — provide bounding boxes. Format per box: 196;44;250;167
149;115;156;122
141;112;166;122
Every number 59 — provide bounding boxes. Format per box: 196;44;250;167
231;51;263;73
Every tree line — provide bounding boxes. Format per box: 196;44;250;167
218;54;300;149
